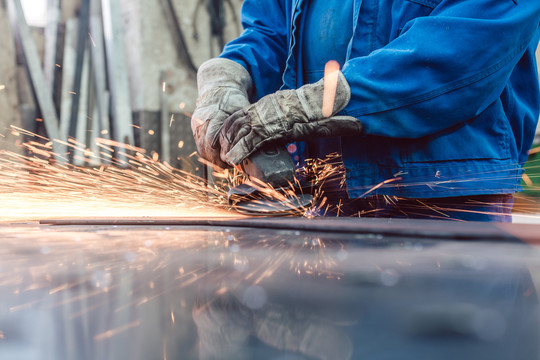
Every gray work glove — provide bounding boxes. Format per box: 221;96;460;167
213;72;363;166
191;58;253;168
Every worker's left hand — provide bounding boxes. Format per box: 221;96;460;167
213;72;363;165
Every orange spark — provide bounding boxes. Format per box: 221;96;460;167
95;138;146;153
216;287;228;295
522;173;534;187
88;32;96;47
93;320;141;341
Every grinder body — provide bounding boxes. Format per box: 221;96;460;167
228;146;313;215
240;146;295;188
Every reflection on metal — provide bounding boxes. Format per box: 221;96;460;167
0;222;539;359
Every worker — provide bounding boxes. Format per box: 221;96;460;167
191;0;540;221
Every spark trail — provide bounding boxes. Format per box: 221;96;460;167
0;127;539;222
0;131;235;222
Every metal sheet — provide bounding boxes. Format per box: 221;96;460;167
1;221;539;359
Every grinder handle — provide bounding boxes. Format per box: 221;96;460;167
240;146;296;188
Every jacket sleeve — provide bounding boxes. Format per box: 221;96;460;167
219;0;289;101
341;0;540;139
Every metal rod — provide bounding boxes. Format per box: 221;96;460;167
160;71;171;163
158;0;197;73
73;46;90;166
68;0;91;142
6;0;61;156
89;0;111;141
38;217;538;242
43;0;60;92
102;0;134;164
59;18;79;155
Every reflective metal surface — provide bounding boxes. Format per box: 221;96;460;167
1;220;539;360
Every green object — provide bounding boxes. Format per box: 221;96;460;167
521;146;540;196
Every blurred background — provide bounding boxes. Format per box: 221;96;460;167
0;0;539;196
0;0;243;176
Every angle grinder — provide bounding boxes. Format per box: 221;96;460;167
228;146;314;216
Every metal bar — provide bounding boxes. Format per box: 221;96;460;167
89;0;111;140
160;71;171;163
38;217;540;242
0;2;23;143
68;0;91;142
43;0;60;92
59;18;79;154
158;0;197;73
102;0;134;163
6;0;61;154
85;47;101;166
88;101;102;166
73;46;90;166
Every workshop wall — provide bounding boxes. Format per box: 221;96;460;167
119;0;243;172
0;3;23;153
0;0;243;173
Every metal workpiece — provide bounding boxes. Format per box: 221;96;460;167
40;216;540;242
1;219;540;360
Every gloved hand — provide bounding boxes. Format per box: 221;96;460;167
213;72;363;166
191;58;253;168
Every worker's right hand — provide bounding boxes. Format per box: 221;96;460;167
191;58;253;168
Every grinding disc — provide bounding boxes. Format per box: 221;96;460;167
232;194;314;216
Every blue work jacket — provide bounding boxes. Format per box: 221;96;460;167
220;0;540;199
